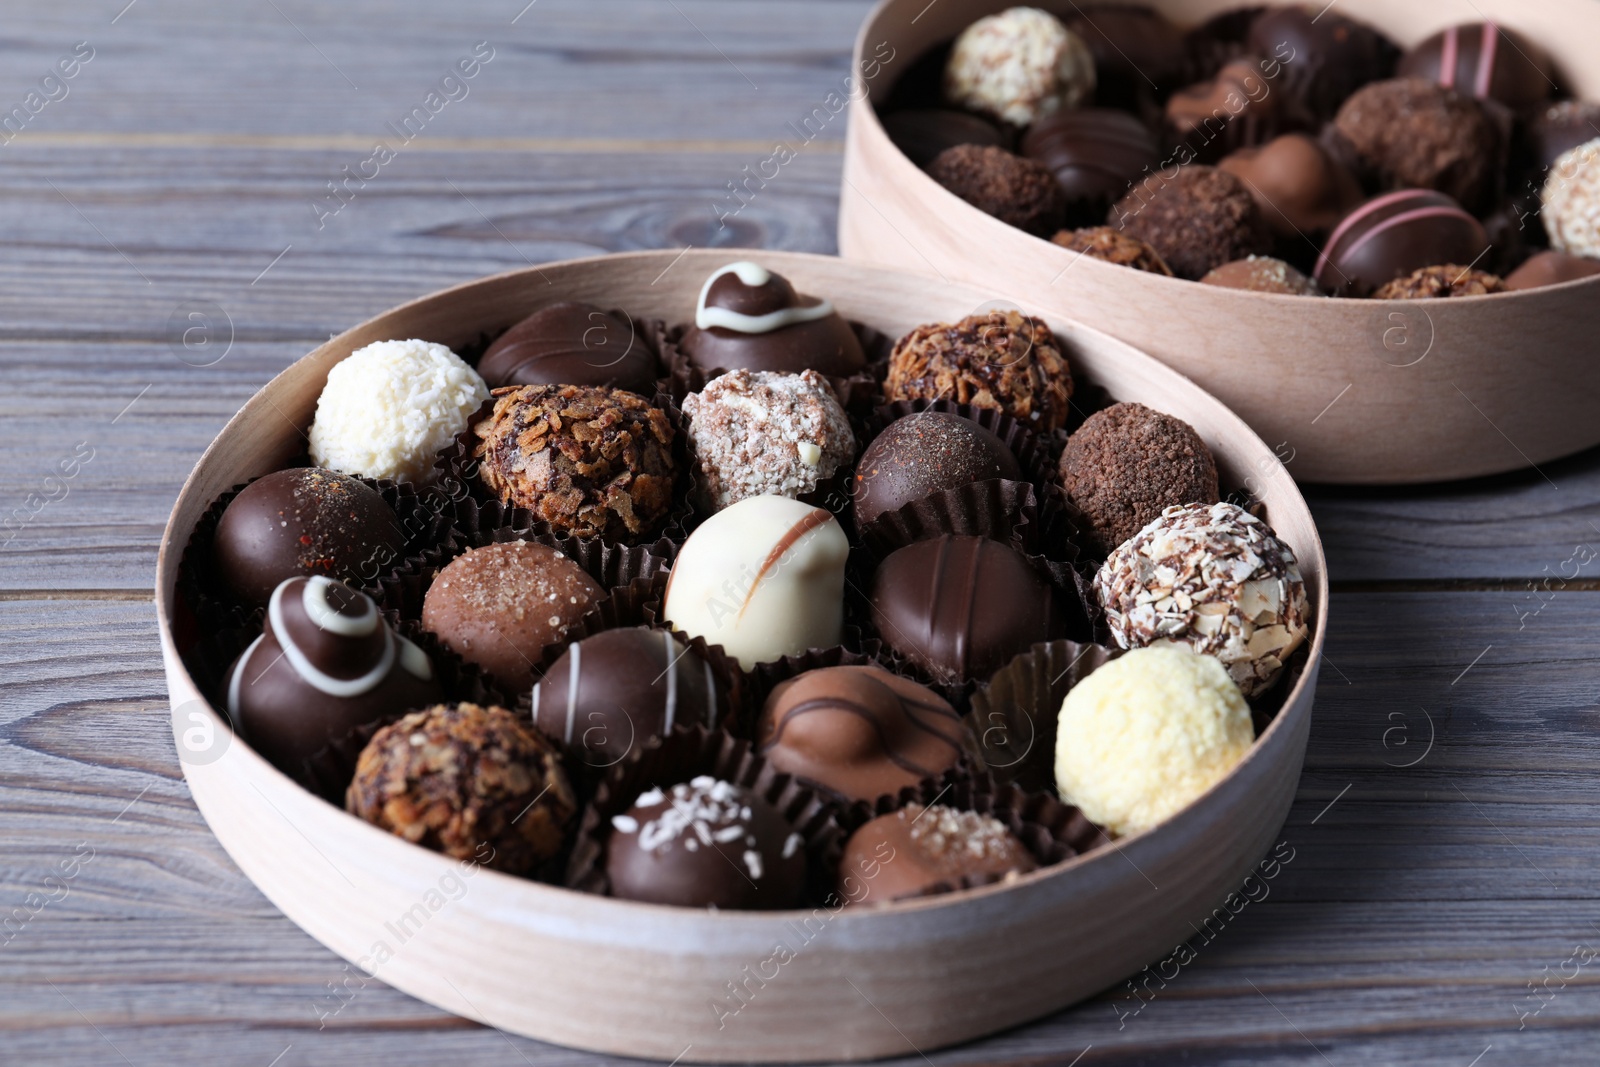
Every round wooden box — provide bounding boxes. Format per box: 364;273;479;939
156;250;1328;1063
839;0;1600;485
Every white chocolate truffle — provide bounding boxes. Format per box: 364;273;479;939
1095;501;1309;698
309;339;489;484
1543;139;1600;258
944;7;1096;128
663;495;848;670
1055;646;1253;836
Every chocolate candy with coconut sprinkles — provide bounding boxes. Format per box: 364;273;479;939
678;261;866;378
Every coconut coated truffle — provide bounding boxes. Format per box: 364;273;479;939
1110;166;1272;280
944;6;1096;127
928;144;1067;237
885;310;1073;431
1544;140;1600;260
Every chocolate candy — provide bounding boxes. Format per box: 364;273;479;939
885;311;1074;430
1332;78;1502;214
678;262;866;378
213;467;406;606
605;777;806;909
1052;227;1173;274
757;665;966;802
1314;190;1490;297
839;803;1036;903
882;108;1008;168
1532;102;1600;172
853;411;1022;525
928;144;1067;238
1200;256;1321;296
477;301;658;395
1505;250;1600;291
1111;165;1272;280
1062;5;1188;108
225;576;441;771
1246;6;1398;121
1164;58;1295;163
1020;109;1161;221
531;627;720;767
1219;132;1363;239
870;535;1060;685
1398;22;1555;109
1373;265;1506;300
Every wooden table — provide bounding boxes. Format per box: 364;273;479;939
3;2;1597;1064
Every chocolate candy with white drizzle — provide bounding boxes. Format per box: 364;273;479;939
678;261;867;377
225;575;442;770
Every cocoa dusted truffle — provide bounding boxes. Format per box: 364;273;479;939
928;144;1067;237
853;411;1022;525
1332;78;1502;214
1373;265;1506;300
1051;227;1174;275
1219;133;1364;240
885;311;1073;431
1059;402;1220;556
1544;140;1600;260
840;803;1036;903
943;7;1096;127
678;262;866;378
1111;165;1272;280
1200;256;1322;295
477;302;657;395
347;702;577;876
1398;22;1555;109
1245;6;1398;121
472;383;676;540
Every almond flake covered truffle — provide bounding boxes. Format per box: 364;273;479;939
886;310;1073;431
1095;501;1309;697
944;7;1096;127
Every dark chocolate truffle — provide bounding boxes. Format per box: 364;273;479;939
1110;164;1272;280
346;702;577;876
1059;402;1221;556
885;311;1074;431
1164;57;1297;163
213;467;406;606
678;262;866;378
870;535;1060;685
853;411;1022;525
1021;109;1161;220
604;776;806;909
1532;102;1600;172
1051;226;1174;274
472;383;676;540
531;627;720;768
1200;256;1322;295
225;576;442;771
1373;264;1506;299
476;302;657;395
757;665;967;802
882;108;1009;168
1505;250;1600;291
1219;132;1364;239
421;541;604;692
1332;78;1502;214
1314;189;1490;297
927;144;1068;237
839;803;1036;903
1063;5;1189;108
1246;6;1399;121
1398;22;1555;109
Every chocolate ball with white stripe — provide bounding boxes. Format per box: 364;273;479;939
531;627;720;769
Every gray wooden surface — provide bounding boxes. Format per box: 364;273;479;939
3;2;1598;1064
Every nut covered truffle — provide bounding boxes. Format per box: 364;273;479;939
885;310;1073;431
347;702;578;876
1110;165;1272;280
928;144;1067;237
1331;78;1501;214
943;7;1096;127
472;384;675;540
1051;227;1174;275
1095;501;1310;697
1373;265;1506;300
1543;140;1600;260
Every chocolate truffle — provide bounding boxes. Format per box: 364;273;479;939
944;7;1096;127
1332;78;1501;214
663;495;849;670
1532;102;1600;172
421;541;604;692
225;576;441;771
1505;250;1600;291
1399;22;1555;109
1095;501;1310;698
1245;6;1398;121
682;369;856;513
477;302;657;395
213;467;406;606
1373;264;1506;300
1314;190;1491;297
604;777;806;909
840;803;1036;903
1062;5;1188;108
1059;402;1221;556
1165;57;1295;163
1020;109;1161;221
882;109;1009;168
871;535;1059;685
1200;256;1321;295
678;262;867;378
1219;132;1364;239
1543;140;1600;259
472;383;676;540
1111;165;1272;280
853;411;1022;525
1051;226;1174;275
757;665;967;802
346;702;577;875
885;311;1073;431
928;144;1068;237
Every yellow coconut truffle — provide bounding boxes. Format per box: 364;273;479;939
1055;646;1253;837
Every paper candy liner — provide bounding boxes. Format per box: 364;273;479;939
564;724;845;909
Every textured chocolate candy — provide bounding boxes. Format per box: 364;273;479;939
1200;256;1321;295
1245;6;1398;121
1532;102;1600;172
1314;190;1490;297
1051;227;1174;274
1063;5;1188;108
1504;250;1600;291
1331;78;1503;214
1021;109;1161;221
839;803;1036;903
678;262;866;378
1111;164;1273;280
1219;132;1364;239
928;144;1068;237
882;108;1008;168
1373;265;1506;299
885;311;1074;430
757;665;966;802
1398;22;1555;109
477;302;658;395
853;411;1022;525
1164;58;1296;163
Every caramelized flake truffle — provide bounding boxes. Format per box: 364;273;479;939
1110;165;1272;280
1332;78;1502;214
840;803;1036;903
1200;256;1322;295
928;144;1067;237
853;411;1022;525
472;384;675;540
885;311;1073;431
1373;265;1506;300
1051;227;1173;275
1059;402;1220;556
347;702;577;876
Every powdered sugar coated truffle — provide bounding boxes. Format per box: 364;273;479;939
944;7;1096;127
309;339;489;484
1543;138;1600;258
